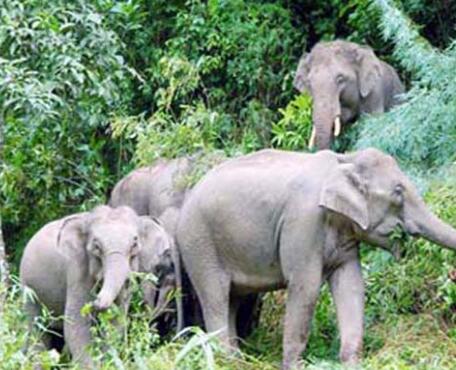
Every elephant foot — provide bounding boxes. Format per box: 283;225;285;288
281;358;305;370
340;351;361;367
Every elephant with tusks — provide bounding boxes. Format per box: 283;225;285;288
294;40;404;150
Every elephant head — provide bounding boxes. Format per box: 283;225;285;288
294;41;384;150
319;148;456;253
58;205;162;311
138;218;180;320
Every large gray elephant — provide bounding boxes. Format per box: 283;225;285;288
294;40;404;150
109;156;261;338
20;205;172;368
176;148;456;369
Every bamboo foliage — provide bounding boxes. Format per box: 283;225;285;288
353;0;456;177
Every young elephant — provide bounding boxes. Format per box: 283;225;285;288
294;40;404;150
176;148;456;370
20;205;171;368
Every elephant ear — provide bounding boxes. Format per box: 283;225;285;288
319;163;369;230
57;213;88;259
357;47;382;99
139;217;170;272
293;52;311;93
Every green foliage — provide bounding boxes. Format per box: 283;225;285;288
110;0;303;165
0;0;137;261
271;94;313;151
353;0;456;175
396;0;456;48
164;0;300;112
0;278;277;369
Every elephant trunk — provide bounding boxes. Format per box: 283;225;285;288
406;203;456;251
93;253;131;311
155;282;173;316
170;238;184;333
311;94;341;150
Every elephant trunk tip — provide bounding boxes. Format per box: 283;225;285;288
92;294;112;312
93;255;131;311
409;208;456;252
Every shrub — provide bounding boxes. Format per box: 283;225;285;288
0;0;136;260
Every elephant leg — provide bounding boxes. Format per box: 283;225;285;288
23;298;53;353
191;264;232;350
64;284;94;368
228;294;241;347
236;293;262;339
362;93;385;114
280;217;324;369
201;274;231;349
329;258;364;365
282;270;322;370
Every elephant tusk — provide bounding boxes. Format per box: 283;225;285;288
334;116;341;137
308;127;316;150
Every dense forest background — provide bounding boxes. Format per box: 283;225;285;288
0;0;455;368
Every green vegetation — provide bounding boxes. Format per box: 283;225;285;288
0;0;455;369
353;0;456;176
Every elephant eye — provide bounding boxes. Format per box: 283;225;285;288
91;240;102;256
131;237;139;255
392;184;404;205
336;74;346;85
394;184;404;194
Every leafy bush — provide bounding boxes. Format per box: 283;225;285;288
271;94;313;151
0;0;137;260
111;0;304;165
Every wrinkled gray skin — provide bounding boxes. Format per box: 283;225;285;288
177;148;456;370
109;157;261;338
294;40;404;150
20;205;171;368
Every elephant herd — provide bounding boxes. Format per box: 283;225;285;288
19;40;456;370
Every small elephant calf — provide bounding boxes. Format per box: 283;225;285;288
20;205;172;368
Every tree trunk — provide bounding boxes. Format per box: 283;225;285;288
0;111;9;309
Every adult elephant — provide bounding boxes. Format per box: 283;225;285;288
293;40;404;150
109;157;192;234
20;206;172;368
176;148;456;369
109;156;261;338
